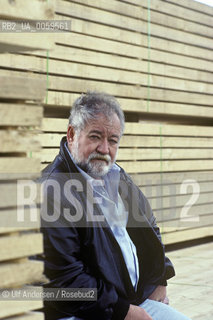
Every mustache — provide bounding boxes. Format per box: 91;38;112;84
88;152;111;163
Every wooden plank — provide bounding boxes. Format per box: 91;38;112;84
41;157;213;174
162;226;213;245
142;180;213;198
57;15;145;46
5;312;44;320
55;15;213;61
0;260;43;288
148;48;213;72
148;23;213;51
125;122;213;137
55;31;145;58
131;171;213;186
47;77;213;105
0;76;46;101
65;0;144;20
2;51;212;85
0;32;54;52
143;0;213;27
15;59;213;94
0;158;41;179
0;300;43;319
0;0;54;20
148;191;213;211
0;104;43;126
0;233;43;262
54;28;213;69
24;46;213;83
159;213;213;233
118;159;213;174
37;147;213;163
146;10;213;39
40;133;213;148
155;202;213;223
163;0;213;16
150;36;213;62
0;208;40;234
46;91;213;118
67;0;213;28
56;0;144;33
0;183;40;208
56;1;213;49
0;130;40;153
42;118;68;132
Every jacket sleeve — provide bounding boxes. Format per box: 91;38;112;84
41;177;130;320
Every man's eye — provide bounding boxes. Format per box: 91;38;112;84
109;139;118;144
90;135;100;140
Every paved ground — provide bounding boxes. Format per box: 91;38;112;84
167;242;213;320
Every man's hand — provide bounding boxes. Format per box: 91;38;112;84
124;304;153;320
148;285;169;304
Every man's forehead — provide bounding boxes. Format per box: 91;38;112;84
84;115;121;133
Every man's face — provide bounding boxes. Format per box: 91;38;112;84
67;113;121;177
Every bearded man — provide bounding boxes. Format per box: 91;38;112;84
41;91;191;320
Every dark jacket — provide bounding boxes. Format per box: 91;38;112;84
41;137;175;320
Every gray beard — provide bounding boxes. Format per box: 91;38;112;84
71;143;113;177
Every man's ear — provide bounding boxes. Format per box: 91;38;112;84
67;125;75;147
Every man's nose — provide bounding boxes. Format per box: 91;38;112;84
96;138;109;154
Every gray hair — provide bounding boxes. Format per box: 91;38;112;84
69;91;125;136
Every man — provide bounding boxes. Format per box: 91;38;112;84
41;91;191;320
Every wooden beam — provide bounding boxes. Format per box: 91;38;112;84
40;132;213;148
56;1;213;50
0;208;40;234
22;47;212;83
0;158;41;179
0;183;40;208
162;226;213;245
163;0;213;17
0;76;46;101
0;130;40;152
0;260;43;288
159;213;213;233
131;171;213;186
0;233;43;262
0;32;54;53
149;191;213;211
46;77;213;105
45;91;213;119
0;104;43;126
0;300;43;319
37;147;213;163
56;15;213;61
0;0;54;20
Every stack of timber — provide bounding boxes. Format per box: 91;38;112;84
0;76;45;320
0;1;54;319
0;0;213;247
0;0;54;52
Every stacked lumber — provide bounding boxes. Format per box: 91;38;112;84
0;76;45;319
0;0;212;247
0;1;54;319
0;0;54;52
